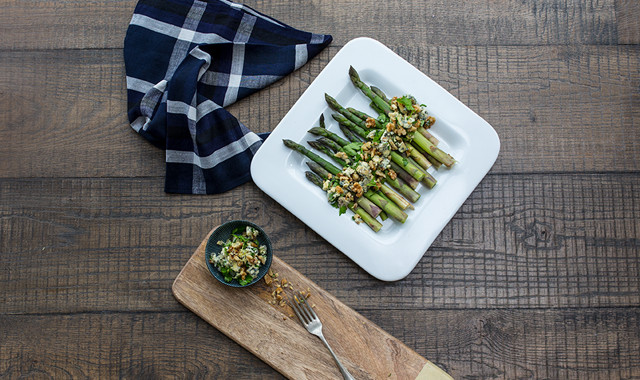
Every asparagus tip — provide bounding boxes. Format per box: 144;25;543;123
324;93;339;110
282;138;294;147
348;65;359;80
305;171;324;187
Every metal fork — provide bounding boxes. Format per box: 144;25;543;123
289;292;356;380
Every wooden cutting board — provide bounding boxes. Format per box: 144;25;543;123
172;228;453;380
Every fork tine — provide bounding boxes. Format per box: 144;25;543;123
296;291;315;321
287;293;308;324
301;295;317;319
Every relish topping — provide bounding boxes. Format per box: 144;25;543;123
210;226;268;285
322;95;434;217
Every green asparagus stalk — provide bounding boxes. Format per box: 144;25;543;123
306;161;383;219
346;107;373;122
389;161;419;189
316;137;343;153
332;113;426;182
419;128;440;146
349;66;455;168
379;183;414;210
318;113;327;128
412;129;455;167
309;137;417;213
308;126;350;147
426;154;442;170
406;144;432;170
349;66;392;113
364;190;407;223
406;156;437;189
331;113;368;139
388;151;425;182
339;125;363;143
370;86;391;104
369;101;384;115
284;139;340;176
384;174;421;203
307;140;349;168
325;94;368;129
284;139;407;223
304;160;331;179
305;171;382;232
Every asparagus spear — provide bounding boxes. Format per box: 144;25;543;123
426;154;442;169
316;137;343;154
383;173;421;203
305;171;382;232
419;127;440;146
318;113;327;128
389;161;419;190
330;92;436;173
283;139;407;223
284;139;340;176
349;66;392;113
339;125;363;143
406;156;437;189
346;107;373;122
308;126;350;147
406;144;432;170
325;94;368;129
332;113;426;182
379;183;414;210
412;129;455;167
306;162;383;219
308;136;418;213
349;66;455;168
331;113;368;138
307;140;348;168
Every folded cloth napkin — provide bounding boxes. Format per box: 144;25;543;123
124;0;332;194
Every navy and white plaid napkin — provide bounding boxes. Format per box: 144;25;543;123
124;0;332;194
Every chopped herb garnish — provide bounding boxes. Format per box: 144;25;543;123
210;226;268;284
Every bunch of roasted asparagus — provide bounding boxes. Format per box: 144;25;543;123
283;66;456;232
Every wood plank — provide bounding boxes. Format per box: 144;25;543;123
0;312;284;379
0;0;618;50
172;229;451;379
616;0;640;44
1;174;639;314
0;49;165;178
1;46;639;178
1;309;639;379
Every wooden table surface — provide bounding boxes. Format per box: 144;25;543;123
2;0;639;378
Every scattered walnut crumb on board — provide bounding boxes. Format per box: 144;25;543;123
172;227;452;380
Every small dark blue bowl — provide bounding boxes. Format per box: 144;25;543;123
205;220;273;288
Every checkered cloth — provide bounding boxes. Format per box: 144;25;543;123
124;0;332;194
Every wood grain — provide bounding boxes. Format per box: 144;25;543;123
1;46;639;178
1;309;638;379
2;174;638;314
0;0;619;50
616;0;640;44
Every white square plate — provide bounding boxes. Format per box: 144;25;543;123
251;37;500;281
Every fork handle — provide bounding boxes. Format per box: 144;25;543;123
318;334;356;380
